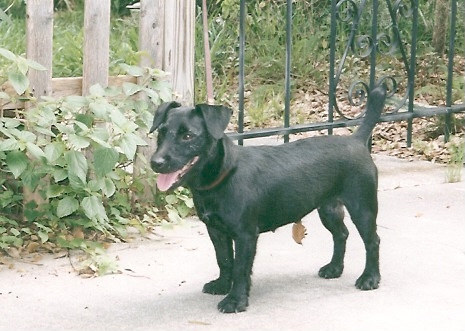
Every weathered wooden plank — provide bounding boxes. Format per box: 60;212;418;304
139;0;164;68
134;0;166;202
26;0;53;100
82;0;111;95
166;0;195;105
1;76;137;110
24;0;54;207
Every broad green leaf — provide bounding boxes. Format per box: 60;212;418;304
0;138;19;151
81;196;108;222
166;205;183;224
26;58;47;71
26;142;45;159
89;84;105;97
20;167;40;190
0;91;11;100
122;82;142;96
65;95;88;108
17;57;30;75
89;136;112;149
89;100;115;120
143;88;160;105
75;114;94;128
33;126;56;137
55;123;73;135
64;150;88;186
100;178;116;197
118;134;137;159
93;147;119;177
109;108;129;128
15;130;36;143
8;71;29;95
44;142;65;163
2;118;20;128
46;185;65;199
0;10;12;24
119;63;144;76
87;179;100;192
68;134;90;149
73;121;90;134
52;168;68;182
37;231;49;243
5;151;28;178
165;194;178;204
117;133;148;159
57;196;79;218
0;48;16;61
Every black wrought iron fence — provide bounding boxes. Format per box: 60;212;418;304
228;0;464;145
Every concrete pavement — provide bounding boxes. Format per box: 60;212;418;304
1;154;464;331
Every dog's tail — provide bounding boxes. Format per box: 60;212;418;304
353;85;387;144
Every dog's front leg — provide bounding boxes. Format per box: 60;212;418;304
203;226;234;295
217;233;258;313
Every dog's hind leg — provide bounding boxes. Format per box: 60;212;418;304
203;226;234;295
317;199;348;279
344;192;381;290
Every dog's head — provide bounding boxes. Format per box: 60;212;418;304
149;102;232;191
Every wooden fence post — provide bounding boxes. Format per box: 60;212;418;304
164;0;195;105
82;0;111;94
133;0;165;203
24;0;54;209
26;0;53;98
133;0;195;202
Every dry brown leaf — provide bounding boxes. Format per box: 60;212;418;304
26;241;41;253
292;221;307;245
7;247;21;259
73;227;85;240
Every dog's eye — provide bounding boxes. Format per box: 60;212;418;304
181;133;193;141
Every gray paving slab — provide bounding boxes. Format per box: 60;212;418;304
1;155;464;331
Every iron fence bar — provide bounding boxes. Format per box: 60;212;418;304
445;0;458;142
227;103;465;141
328;0;338;136
407;0;419;147
237;0;246;146
369;0;378;90
283;0;292;143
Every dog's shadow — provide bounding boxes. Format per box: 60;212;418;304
251;271;357;305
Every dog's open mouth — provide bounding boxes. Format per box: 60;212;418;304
156;156;199;192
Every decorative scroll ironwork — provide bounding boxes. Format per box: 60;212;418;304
331;0;416;120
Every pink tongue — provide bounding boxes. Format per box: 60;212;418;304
157;171;181;191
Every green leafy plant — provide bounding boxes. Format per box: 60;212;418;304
0;48;194;263
445;136;464;183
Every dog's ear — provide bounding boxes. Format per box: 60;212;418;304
196;104;232;139
149;101;182;133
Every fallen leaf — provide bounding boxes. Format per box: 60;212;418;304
7;247;21;259
26;241;40;253
292;221;307;245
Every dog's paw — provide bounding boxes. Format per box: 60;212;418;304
202;278;231;295
217;294;248;313
355;272;380;290
318;263;343;279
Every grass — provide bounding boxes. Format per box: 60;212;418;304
1;1;464;125
0;10;140;78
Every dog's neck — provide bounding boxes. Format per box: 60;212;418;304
192;136;236;191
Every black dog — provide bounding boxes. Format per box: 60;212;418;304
149;86;387;313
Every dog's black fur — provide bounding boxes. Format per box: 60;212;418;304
149;86;387;313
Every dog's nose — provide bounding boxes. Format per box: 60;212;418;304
151;155;166;170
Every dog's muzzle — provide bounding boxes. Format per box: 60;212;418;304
152;156;199;191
